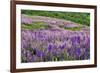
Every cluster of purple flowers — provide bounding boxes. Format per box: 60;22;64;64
21;29;90;62
21;15;90;63
21;15;33;24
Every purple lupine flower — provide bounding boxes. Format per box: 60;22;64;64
35;49;44;57
48;44;53;51
67;49;72;56
76;36;80;43
26;50;35;62
75;48;81;56
21;40;28;49
60;42;66;50
71;37;76;43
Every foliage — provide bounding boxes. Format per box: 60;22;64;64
22;10;90;26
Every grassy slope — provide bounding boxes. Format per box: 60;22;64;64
21;10;90;26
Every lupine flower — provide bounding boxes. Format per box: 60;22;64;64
76;48;81;56
60;42;66;50
48;44;53;51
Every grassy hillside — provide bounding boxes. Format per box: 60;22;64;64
21;10;90;26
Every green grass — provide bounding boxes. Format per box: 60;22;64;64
59;25;82;31
22;24;33;29
22;21;82;31
21;10;90;26
22;22;51;30
64;27;82;31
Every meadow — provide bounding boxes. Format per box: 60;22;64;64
21;10;90;63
